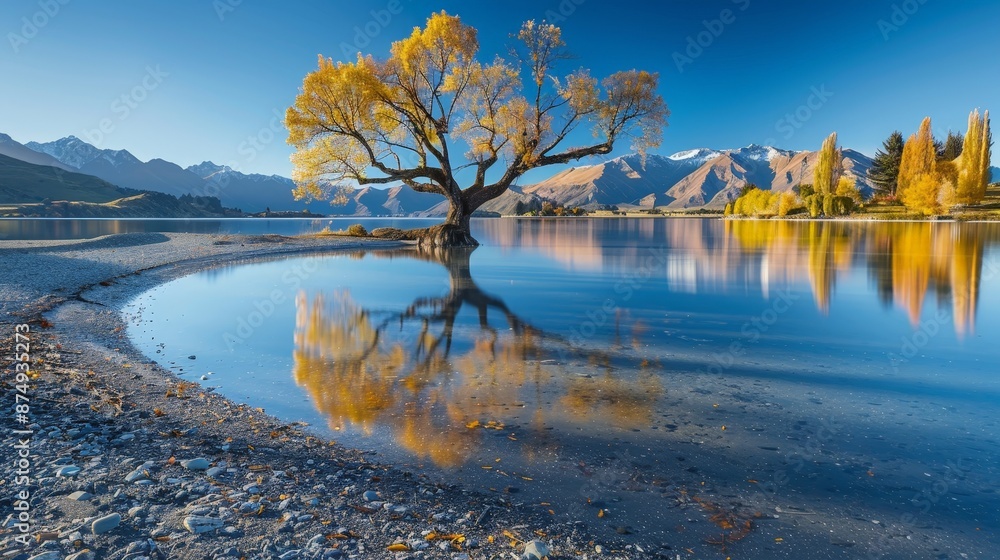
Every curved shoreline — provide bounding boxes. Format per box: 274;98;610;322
0;233;599;560
2;232;993;560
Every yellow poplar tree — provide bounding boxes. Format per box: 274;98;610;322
897;117;938;213
905;173;942;215
955;109;992;205
813;132;842;196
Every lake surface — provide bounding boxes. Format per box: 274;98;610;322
0;217;440;241
120;218;999;558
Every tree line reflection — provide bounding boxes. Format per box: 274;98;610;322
473;218;998;336
724;221;995;336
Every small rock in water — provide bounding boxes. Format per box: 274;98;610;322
522;540;550;559
67;490;93;501
181;458;211;471
362;490;379;502
184;515;224;534
188;355;197;360
65;551;96;560
91;513;122;534
28;552;62;560
56;465;82;477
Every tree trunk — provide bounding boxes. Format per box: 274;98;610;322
416;193;479;248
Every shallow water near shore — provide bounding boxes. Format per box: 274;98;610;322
122;218;1000;557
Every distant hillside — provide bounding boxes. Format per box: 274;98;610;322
523;150;719;209
664;146;873;209
0;152;230;218
0;152;133;204
417;187;538;217
316;185;445;216
992;166;999;183
24;136;308;212
23;192;230;218
0;133;74;171
26;136;212;199
11;131;901;216
186;162;310;213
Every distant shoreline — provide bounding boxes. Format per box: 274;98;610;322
4;213;1000;222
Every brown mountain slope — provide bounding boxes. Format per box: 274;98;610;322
665;147;874;209
521;151;720;209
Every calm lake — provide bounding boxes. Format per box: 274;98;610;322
41;217;1000;556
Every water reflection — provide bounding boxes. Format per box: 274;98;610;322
472;219;998;337
723;221;993;336
292;247;664;468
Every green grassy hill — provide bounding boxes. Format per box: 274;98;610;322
0;152;136;204
0;152;236;217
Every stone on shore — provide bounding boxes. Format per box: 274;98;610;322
184;515;224;534
56;465;81;477
67;490;93;501
91;513;121;534
181;457;211;470
523;539;551;560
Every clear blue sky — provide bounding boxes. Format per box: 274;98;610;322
1;0;997;178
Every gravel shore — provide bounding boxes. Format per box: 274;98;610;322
1;233;618;560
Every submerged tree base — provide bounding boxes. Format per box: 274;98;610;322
342;223;480;247
409;223;479;248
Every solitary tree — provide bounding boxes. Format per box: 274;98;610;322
286;12;668;246
868;131;904;196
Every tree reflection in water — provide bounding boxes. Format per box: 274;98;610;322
292;246;664;468
725;220;993;336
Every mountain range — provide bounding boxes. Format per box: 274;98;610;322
11;135;307;213
2;131;998;217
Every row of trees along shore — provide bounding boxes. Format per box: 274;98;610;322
727;109;992;218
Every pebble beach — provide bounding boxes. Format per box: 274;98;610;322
0;233;619;560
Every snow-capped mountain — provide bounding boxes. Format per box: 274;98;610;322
25;136;199;198
21;136;308;212
26;136;140;169
666;145;873;208
10;132;885;215
185;161;307;212
667;148;723;164
521;144;874;210
187;161;289;185
522;151;719;208
0;133;74;170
